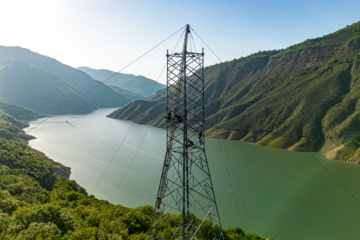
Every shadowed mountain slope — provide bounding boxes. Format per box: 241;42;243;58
0;46;132;114
108;21;360;163
78;66;165;98
0;59;95;114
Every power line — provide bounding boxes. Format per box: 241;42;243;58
106;33;189;198
310;153;360;205
92;27;188;198
26;25;186;133
92;65;164;197
90;122;135;195
190;27;223;63
221;140;255;232
218;140;244;227
108;125;151;201
189;32;197;53
145;166;163;205
143;27;185;99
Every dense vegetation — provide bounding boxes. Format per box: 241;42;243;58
0;101;42;120
0;46;142;114
78;67;165;98
108;21;360;163
0;110;270;239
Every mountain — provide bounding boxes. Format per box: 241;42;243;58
78;66;165;98
108;21;360;163
0;59;95;114
0;46;131;114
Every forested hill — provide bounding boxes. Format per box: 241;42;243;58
0;101;42;120
108;21;360;163
0;110;269;239
0;46;139;114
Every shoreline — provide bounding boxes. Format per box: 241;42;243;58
20;121;72;179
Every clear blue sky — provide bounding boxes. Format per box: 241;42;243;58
1;0;360;83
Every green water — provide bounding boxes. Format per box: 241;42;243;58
26;108;360;240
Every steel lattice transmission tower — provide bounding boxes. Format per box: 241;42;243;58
149;25;224;240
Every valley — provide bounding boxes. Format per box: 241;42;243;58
26;108;360;240
0;14;360;239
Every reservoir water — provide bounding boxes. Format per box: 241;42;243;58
26;108;360;240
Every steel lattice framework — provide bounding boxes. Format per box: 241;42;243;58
149;25;224;240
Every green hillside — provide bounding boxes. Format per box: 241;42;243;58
78;66;165;98
0;101;42;120
0;111;269;239
0;46;133;114
108;21;360;163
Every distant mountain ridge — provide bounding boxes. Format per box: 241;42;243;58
108;21;360;163
0;46;137;114
78;66;165;98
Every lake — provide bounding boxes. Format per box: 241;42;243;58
25;108;360;240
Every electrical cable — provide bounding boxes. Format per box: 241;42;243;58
145;166;163;204
137;28;188;203
26;25;186;133
310;153;360;205
90;122;135;195
190;32;197;53
108;125;151;201
104;25;206;206
91;64;164;197
95;24;360;232
140;26;185;102
188;32;193;53
222;140;255;232
218;140;244;227
205;88;248;229
190;27;223;63
92;27;187;200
